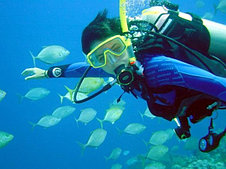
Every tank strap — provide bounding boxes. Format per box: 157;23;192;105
155;10;178;33
186;12;203;24
156;10;210;54
186;12;203;29
151;13;170;32
156;10;204;34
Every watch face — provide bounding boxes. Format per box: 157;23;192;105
199;138;207;151
52;67;62;77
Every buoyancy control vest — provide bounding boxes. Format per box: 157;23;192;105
123;6;226;121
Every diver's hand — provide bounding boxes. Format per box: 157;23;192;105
21;67;48;80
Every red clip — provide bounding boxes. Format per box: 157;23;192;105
130;61;136;65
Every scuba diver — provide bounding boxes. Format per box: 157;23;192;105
22;1;226;152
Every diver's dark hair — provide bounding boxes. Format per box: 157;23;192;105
82;9;122;54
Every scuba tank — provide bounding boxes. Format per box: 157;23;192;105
140;5;226;63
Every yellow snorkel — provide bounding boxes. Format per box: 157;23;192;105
119;0;129;33
119;0;136;64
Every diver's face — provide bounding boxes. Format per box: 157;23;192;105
90;39;130;75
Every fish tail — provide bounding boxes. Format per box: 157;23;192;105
64;85;74;101
96;118;104;128
76;141;86;156
139;111;144;121
213;4;217;15
116;127;123;136
29;51;36;67
16;93;24;103
29;121;36;129
74;117;79;128
58;93;64;104
139;154;148;167
142;139;149;147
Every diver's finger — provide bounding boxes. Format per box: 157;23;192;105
21;70;28;75
21;68;35;75
25;75;37;80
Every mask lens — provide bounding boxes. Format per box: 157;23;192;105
88;52;105;68
108;38;126;54
87;36;127;68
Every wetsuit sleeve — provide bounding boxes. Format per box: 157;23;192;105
143;55;226;102
47;62;111;78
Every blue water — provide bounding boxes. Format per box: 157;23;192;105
0;0;225;169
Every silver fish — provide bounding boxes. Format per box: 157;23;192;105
20;87;50;101
111;163;122;169
147;145;169;160
123;150;130;156
195;0;205;8
202;12;214;20
60;86;88;103
123;123;146;135
0;89;6;102
78;77;105;95
0;131;14;148
75;108;97;126
30;45;70;66
97;105;124;128
149;130;171;145
52;106;76;119
105;147;122;160
32;115;61;128
140;107;156;120
144;161;166;169
216;0;226;13
77;128;107;154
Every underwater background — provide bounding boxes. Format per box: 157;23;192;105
0;0;225;169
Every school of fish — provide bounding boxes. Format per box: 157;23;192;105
4;35;224;168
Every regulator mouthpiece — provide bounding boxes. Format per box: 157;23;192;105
114;64;134;86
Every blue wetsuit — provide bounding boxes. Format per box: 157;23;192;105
141;54;226;121
47;55;226;121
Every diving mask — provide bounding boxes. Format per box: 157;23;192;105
87;35;132;68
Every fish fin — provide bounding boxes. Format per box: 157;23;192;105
139;111;144;121
58;93;64;104
137;154;148;167
96;118;104;128
213;4;217;15
29;51;36;68
16;93;24;103
142;139;149;147
28;121;36;129
74;117;79;128
76;141;86;156
64;85;74;100
115;127;123;136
